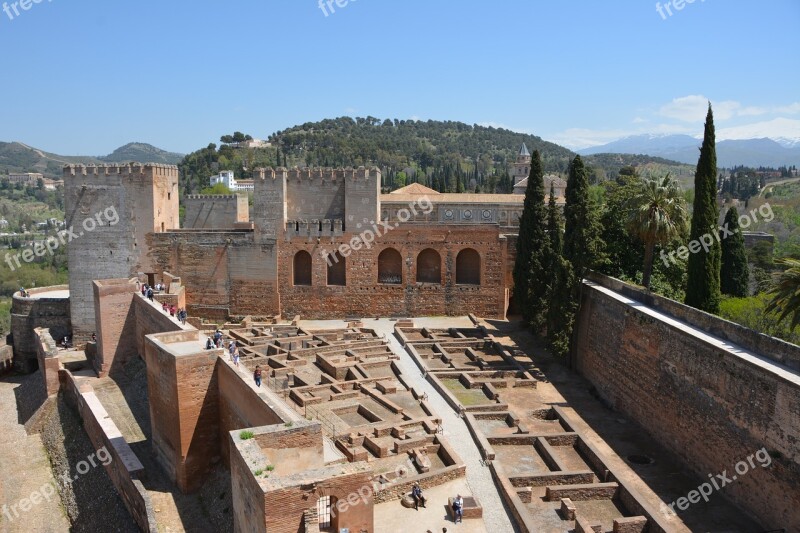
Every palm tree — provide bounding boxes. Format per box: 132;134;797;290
626;174;688;290
765;258;800;330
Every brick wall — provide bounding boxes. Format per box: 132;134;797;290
184;195;249;229
279;224;508;319
144;330;220;493
93;279;138;376
573;274;800;530
134;294;187;357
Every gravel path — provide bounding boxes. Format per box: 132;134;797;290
361;318;519;533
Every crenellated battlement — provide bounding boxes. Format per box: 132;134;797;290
62;163;179;179
185;194;242;200
253;166;381;182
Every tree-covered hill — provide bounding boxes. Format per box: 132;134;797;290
180;118;694;195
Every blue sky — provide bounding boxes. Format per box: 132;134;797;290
1;0;798;154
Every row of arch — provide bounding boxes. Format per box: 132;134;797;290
293;248;481;286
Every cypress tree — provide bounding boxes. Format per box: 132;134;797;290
513;151;548;329
720;207;749;297
563;155;604;277
544;184;575;356
685;104;722;313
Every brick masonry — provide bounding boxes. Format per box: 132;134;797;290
573;273;800;531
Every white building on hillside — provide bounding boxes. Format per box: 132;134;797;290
209;171;255;192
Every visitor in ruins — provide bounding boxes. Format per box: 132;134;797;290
169;305;176;317
205;337;214;350
411;482;426;510
232;346;240;367
254;365;262;387
146;287;154;301
178;308;187;325
228;340;236;357
452;494;463;523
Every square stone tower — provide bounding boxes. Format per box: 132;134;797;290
63;163;179;338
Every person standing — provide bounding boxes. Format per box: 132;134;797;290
452;495;463;523
254;365;262;387
411;482;426;510
232;346;240;367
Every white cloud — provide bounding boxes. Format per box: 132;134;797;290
658;95;742;122
716;117;800;141
632;117;647;124
777;102;800;114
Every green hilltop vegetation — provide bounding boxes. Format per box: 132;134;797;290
178;117;694;195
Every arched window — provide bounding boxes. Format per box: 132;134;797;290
378;248;403;284
327;251;346;286
293;251;312;286
456;248;481;285
416;249;441;284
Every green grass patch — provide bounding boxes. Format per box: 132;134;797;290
239;430;254;440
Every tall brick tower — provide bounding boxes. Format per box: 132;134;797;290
63;163;179;338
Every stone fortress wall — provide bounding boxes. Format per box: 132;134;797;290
573;272;800;531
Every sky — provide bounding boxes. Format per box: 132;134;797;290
0;0;798;154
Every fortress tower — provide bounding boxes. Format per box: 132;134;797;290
63;163;179;338
512;143;532;185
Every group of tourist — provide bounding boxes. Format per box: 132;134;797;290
160;302;187;324
413;484;463;524
205;329;241;366
18;287;30;298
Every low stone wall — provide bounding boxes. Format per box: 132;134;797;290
10;285;71;372
34;328;61;396
60;370;157;532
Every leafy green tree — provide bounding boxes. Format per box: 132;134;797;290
200;183;233;195
626;175;688;290
720;207;749;297
600;175;644;280
685;104;722;313
513;151;548;329
765;258;800;330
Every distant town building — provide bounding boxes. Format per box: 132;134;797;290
42;178;63;190
7;172;43;185
209;171;255;192
232;138;270;149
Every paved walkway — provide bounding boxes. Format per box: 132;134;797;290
360;318;519;533
0;376;70;533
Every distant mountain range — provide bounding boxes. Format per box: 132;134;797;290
579;134;800;168
0;141;185;177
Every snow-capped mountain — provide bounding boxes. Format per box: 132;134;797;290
579;134;800;167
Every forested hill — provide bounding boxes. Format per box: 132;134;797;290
272;117;574;171
177;118;693;194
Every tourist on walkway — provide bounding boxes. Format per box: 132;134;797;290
169;305;176;317
205;337;214;350
146;288;154;301
411;482;426;510
178;308;187;325
232;346;240;367
452;495;463;523
254;365;262;387
229;340;236;357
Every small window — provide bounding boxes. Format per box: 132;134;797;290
456;248;481;285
